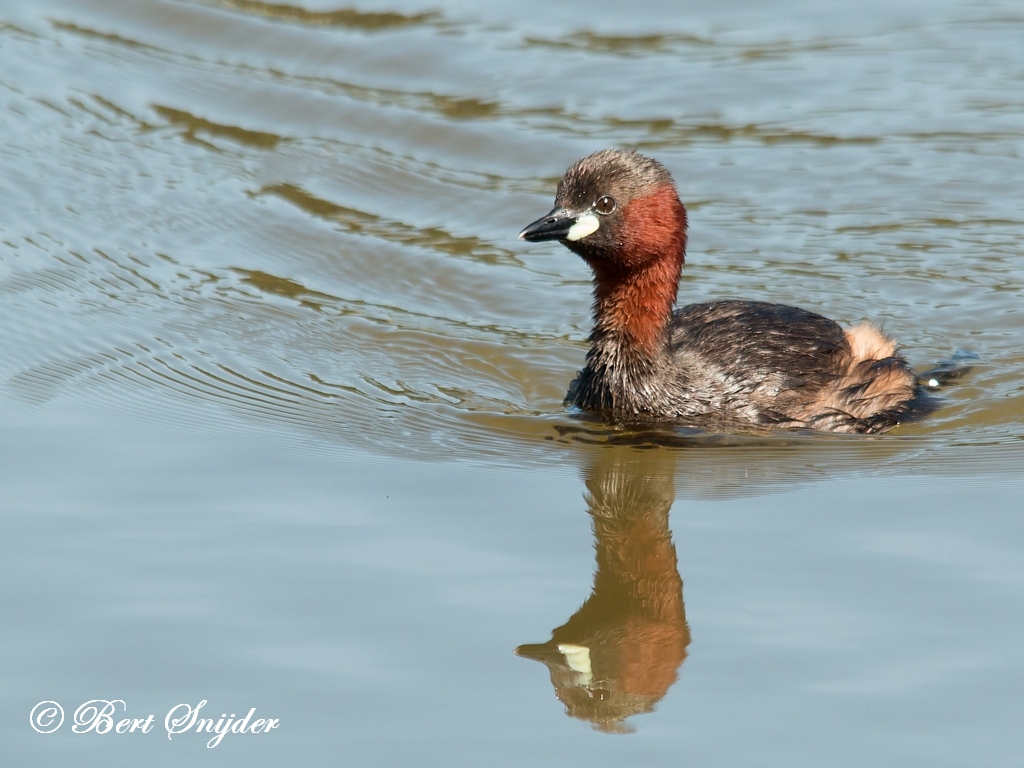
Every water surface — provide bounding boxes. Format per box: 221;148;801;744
1;0;1022;764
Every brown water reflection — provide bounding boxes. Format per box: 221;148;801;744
518;447;689;732
207;0;440;31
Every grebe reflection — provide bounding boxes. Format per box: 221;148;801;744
516;447;689;733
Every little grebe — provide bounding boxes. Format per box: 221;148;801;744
520;149;924;434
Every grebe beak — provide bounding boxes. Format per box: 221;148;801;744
519;207;576;242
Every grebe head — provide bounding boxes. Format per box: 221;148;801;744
519;149;687;274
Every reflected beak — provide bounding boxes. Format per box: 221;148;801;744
518;207;576;242
514;642;561;662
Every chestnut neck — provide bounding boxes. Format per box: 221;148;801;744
587;186;687;361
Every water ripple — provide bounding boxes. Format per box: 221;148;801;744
256;183;520;265
203;0;443;31
2;0;1022;485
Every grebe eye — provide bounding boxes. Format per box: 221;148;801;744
594;195;616;215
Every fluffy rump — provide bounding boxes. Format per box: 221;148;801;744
796;323;921;433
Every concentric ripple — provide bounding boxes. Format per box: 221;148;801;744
1;0;1023;487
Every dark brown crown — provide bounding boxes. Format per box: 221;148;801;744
556;149;674;211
